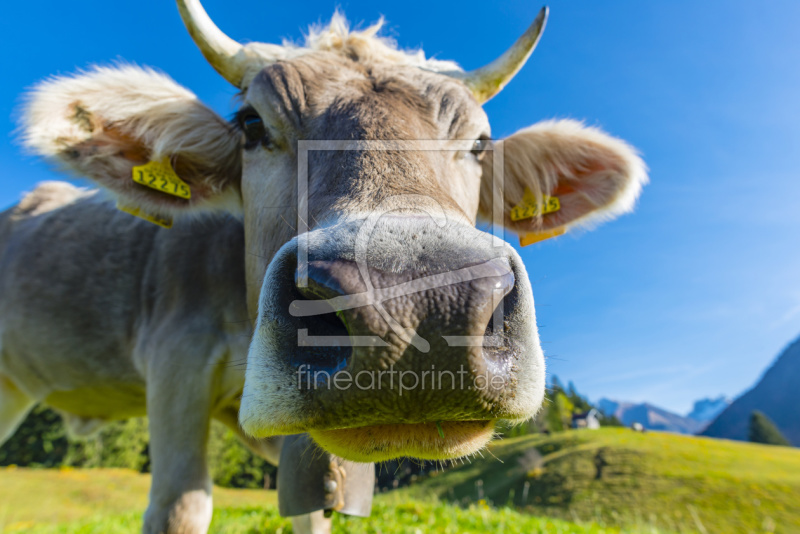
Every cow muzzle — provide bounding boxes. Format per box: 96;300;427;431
240;217;545;461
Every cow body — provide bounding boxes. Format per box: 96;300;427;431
0;183;280;531
0;183;248;419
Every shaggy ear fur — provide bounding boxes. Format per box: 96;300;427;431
479;119;647;236
21;65;242;216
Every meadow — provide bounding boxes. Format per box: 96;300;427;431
0;467;643;534
2;428;799;533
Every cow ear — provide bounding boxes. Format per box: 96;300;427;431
479;119;647;244
21;66;242;218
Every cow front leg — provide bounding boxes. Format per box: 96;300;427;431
143;365;214;534
291;510;332;534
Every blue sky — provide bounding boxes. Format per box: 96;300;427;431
1;1;799;414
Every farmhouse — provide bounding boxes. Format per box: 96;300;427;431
573;409;601;430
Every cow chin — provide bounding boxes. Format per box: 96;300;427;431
308;420;496;463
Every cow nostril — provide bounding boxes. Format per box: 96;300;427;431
288;281;352;374
480;267;515;336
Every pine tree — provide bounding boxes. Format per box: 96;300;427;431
748;411;790;446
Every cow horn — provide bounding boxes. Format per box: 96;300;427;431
176;0;251;87
458;7;549;104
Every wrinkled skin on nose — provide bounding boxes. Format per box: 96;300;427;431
294;254;515;391
240;216;544;461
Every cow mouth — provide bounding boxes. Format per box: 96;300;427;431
308;420;495;462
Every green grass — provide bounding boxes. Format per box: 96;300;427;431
3;429;799;533
0;466;273;527
0;466;648;533
2;501;649;534
399;428;800;534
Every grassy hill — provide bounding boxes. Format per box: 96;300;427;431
0;466;655;534
397;428;800;533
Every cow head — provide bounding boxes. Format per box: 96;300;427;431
21;0;646;462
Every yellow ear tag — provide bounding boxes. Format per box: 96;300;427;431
131;157;191;200
510;188;560;221
520;227;565;247
116;202;173;229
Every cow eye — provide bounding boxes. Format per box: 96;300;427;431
239;112;269;150
470;137;491;160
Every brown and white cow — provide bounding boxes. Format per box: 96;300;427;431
0;1;646;532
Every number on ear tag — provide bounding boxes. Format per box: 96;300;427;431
132;157;191;199
510;188;560;222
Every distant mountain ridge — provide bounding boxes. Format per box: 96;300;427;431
687;396;730;423
702;336;800;446
597;398;708;434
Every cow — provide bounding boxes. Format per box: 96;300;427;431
0;1;647;533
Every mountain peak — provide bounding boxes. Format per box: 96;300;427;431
596;397;706;434
687;396;730;423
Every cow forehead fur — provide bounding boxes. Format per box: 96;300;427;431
236;12;462;88
242;55;488;218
